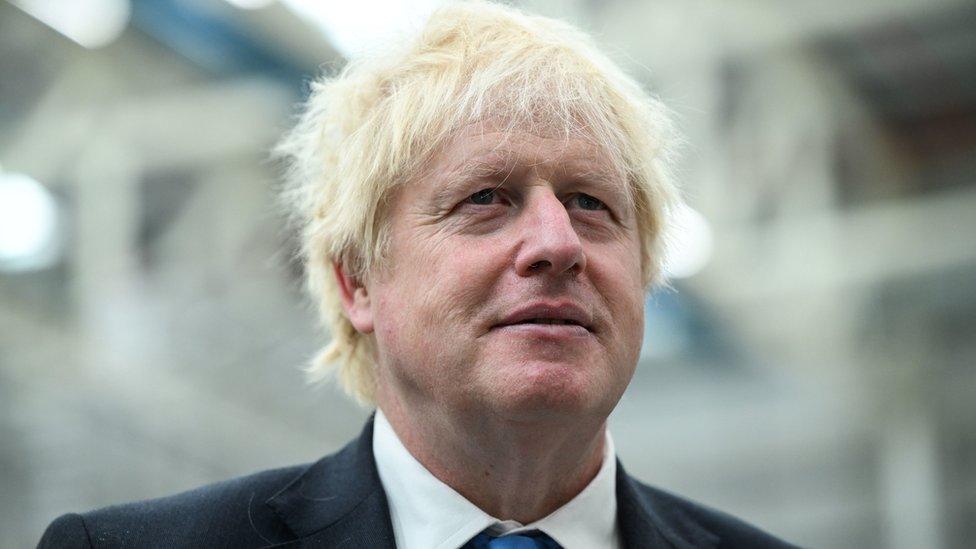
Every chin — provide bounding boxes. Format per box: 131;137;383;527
485;359;611;420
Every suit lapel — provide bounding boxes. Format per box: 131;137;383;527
616;461;719;549
265;416;396;548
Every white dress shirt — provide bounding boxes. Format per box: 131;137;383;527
372;410;621;549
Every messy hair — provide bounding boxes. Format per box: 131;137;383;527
276;0;680;404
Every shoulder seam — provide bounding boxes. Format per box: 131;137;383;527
77;512;95;548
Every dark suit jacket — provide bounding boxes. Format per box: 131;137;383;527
38;417;796;548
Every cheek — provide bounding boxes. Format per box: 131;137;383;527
594;244;646;349
374;240;499;346
612;285;645;345
425;240;506;313
622;270;646;349
598;237;644;292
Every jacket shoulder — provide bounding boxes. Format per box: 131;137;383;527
38;464;308;549
627;478;799;548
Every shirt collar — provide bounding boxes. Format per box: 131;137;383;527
372;409;619;549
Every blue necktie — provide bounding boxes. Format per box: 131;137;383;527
463;530;562;549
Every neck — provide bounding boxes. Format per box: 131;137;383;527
377;389;608;524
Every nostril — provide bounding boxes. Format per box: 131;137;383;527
529;261;549;270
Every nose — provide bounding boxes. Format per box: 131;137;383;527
514;189;586;278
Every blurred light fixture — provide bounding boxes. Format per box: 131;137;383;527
280;0;447;57
663;203;713;280
0;169;61;272
10;0;130;49
223;0;275;9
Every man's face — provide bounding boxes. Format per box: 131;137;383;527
350;123;645;423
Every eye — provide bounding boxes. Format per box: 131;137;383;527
468;188;498;205
571;193;606;211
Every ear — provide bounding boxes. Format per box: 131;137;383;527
333;262;374;334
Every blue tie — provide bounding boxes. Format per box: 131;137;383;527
463;531;562;549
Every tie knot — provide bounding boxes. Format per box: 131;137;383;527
464;530;561;549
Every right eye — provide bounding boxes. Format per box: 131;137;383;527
468;188;497;205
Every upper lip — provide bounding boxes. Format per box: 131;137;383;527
494;302;594;332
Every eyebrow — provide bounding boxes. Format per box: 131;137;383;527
570;166;626;189
427;155;517;206
455;154;519;183
566;165;634;210
431;152;633;209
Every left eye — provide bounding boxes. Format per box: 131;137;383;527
572;194;606;211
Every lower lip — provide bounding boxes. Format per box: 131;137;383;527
491;323;592;339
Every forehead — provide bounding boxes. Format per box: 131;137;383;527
428;119;626;185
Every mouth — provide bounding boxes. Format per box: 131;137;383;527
492;303;595;334
501;318;589;329
512;319;582;325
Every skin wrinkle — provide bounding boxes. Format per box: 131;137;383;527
425;156;519;215
422;134;634;231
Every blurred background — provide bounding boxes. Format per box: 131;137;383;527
2;0;974;547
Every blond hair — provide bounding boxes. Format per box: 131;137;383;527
276;0;680;404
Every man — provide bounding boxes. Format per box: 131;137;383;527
39;2;796;548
